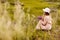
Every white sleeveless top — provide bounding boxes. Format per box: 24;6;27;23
41;16;52;30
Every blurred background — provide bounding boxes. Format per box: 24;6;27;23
0;0;60;40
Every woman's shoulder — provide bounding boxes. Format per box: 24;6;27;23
45;16;52;20
45;16;50;18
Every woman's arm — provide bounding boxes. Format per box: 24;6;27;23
41;17;47;26
42;21;47;26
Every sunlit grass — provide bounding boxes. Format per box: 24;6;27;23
0;0;60;40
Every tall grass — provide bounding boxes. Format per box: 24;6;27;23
0;1;25;40
0;0;60;40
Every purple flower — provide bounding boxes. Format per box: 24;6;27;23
37;16;42;20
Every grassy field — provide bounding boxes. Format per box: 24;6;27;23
20;0;60;40
0;0;60;40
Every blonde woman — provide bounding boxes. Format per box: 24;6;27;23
36;8;52;30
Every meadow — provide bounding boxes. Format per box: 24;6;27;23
0;0;60;40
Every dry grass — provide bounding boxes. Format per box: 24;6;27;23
0;1;60;40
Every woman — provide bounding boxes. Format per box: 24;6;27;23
36;8;52;30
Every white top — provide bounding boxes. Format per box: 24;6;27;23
36;15;52;30
41;16;52;30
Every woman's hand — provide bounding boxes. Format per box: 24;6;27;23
38;16;42;20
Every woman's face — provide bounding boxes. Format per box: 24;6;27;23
44;12;49;15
